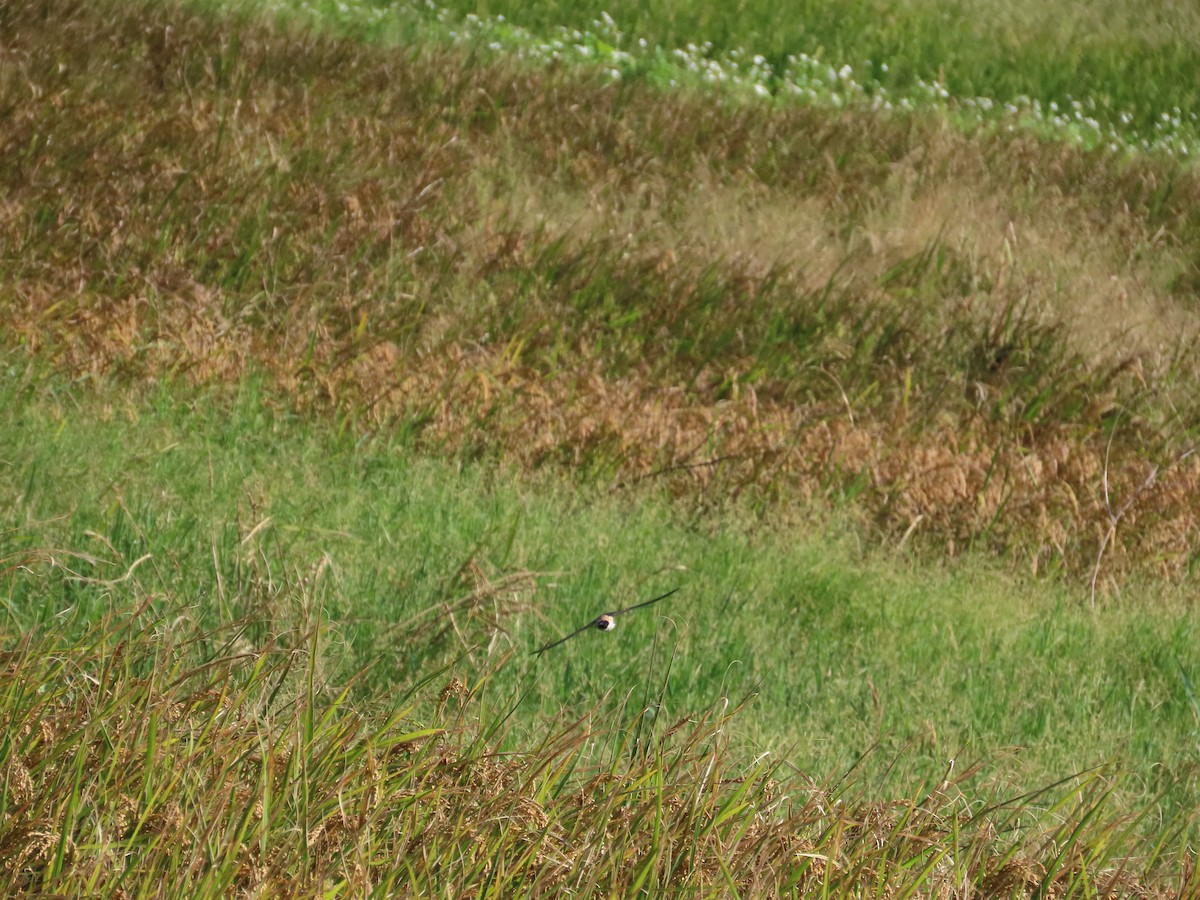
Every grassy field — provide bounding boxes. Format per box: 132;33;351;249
4;368;1199;895
2;0;1200;894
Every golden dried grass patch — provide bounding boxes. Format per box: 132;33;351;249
462;119;1199;372
303;338;1198;583
8;270;1199;583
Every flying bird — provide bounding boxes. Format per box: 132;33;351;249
531;587;680;656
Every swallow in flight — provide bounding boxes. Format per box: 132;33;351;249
531;587;680;656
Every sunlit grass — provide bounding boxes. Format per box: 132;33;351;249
3;371;1199;863
2;375;1198;895
3;0;1200;892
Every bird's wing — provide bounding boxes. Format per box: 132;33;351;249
610;587;681;618
531;618;600;655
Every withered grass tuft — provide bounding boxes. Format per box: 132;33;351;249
3;0;1200;584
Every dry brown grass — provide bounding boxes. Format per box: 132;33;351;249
3;0;1200;583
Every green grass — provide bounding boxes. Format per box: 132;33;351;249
3;0;1200;892
8;593;1185;896
4;368;1198;868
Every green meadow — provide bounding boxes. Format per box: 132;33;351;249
2;0;1199;894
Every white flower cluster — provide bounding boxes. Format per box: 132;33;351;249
220;0;1200;160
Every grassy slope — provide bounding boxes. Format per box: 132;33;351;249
5;0;1200;581
2;0;1200;893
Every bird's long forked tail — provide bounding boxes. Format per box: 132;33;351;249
531;587;681;656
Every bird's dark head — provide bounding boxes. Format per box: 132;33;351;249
596;615;616;632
